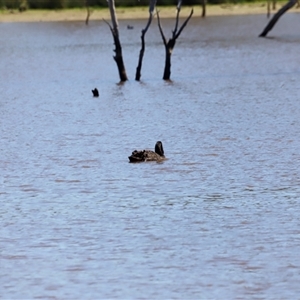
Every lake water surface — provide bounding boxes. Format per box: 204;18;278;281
1;13;300;299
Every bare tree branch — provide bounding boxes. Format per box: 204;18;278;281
135;0;157;81
201;0;206;17
173;2;181;38
157;6;193;80
105;0;128;82
267;0;271;18
259;0;297;37
174;8;194;40
149;0;156;14
107;0;119;34
135;14;153;80
85;0;92;25
157;9;167;46
85;7;91;25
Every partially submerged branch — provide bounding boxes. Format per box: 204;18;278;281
135;0;157;81
157;10;167;46
157;5;193;80
105;0;128;82
201;0;207;17
267;0;271;17
85;0;92;25
174;8;193;40
259;0;297;37
85;7;91;25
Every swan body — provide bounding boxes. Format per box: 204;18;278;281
128;141;165;163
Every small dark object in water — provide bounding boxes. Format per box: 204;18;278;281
128;141;165;163
127;25;134;30
92;88;99;97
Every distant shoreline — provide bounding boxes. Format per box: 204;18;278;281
0;4;299;23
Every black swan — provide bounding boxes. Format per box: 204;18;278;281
128;141;165;163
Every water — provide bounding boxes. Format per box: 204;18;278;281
1;13;300;299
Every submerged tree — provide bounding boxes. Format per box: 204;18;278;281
267;0;277;17
259;0;297;37
105;0;128;82
85;0;92;25
201;0;207;18
157;1;193;80
135;0;157;81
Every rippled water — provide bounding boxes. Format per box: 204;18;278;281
1;13;300;299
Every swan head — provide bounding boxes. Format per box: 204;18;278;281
155;141;164;157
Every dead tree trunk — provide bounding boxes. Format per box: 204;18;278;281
105;0;128;82
267;0;271;17
201;0;206;17
157;2;193;80
259;0;297;37
135;0;157;81
85;0;91;25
